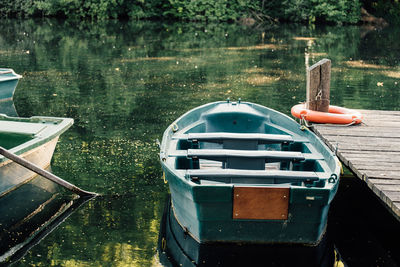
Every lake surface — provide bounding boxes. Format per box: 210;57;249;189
1;19;400;266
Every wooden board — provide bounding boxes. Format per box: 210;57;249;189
312;109;400;221
306;59;331;112
0;121;45;135
233;187;289;220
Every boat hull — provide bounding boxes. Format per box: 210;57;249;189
158;196;336;267
160;101;340;245
164;164;335;245
0;137;59;197
0;69;21;101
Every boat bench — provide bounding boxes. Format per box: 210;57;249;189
174;132;294;150
185;169;319;184
0;121;45;136
187;149;304;161
187;149;305;170
174;132;293;143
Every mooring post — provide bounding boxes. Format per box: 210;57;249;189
306;58;331;112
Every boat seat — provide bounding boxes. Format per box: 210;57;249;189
174;132;293;144
185;169;319;183
187;149;304;161
187;149;305;170
0;121;45;136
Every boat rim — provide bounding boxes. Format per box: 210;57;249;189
0;69;22;82
0;115;74;163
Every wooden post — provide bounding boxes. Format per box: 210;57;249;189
306;58;331;112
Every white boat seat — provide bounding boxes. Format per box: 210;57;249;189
185;169;319;183
187;149;305;161
174;132;293;144
0;121;45;136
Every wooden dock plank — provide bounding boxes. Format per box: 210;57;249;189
368;179;400;185
312;109;400;221
383;191;400;201
339;152;400;159
364;171;400;179
355;165;400;172
319;131;400;138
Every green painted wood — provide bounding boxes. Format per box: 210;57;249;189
161;101;340;245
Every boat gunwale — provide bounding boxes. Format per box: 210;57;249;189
0;76;22;83
160;101;341;189
0;115;73;164
0;69;22;82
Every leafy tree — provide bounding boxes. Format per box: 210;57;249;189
0;0;364;24
361;0;400;24
0;0;34;18
280;0;360;24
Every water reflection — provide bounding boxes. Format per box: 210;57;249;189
158;196;342;267
0;176;91;265
0;19;399;266
329;176;400;267
0;100;17;116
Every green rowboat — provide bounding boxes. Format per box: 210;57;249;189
160;100;340;245
0;114;73;197
0;69;22;101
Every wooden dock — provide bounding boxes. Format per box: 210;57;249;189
312;109;400;220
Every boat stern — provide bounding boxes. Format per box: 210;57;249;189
166;175;336;245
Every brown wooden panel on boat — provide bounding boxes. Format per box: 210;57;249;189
233;187;289;220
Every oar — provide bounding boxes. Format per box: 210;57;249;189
0;146;97;197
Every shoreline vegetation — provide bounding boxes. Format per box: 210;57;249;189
0;1;395;26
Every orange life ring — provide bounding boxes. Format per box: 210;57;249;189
291;104;363;124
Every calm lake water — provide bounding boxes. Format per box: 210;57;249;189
1;19;400;266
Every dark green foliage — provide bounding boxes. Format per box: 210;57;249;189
310;0;361;24
31;0;125;20
362;0;400;24
0;0;161;20
279;0;361;24
0;0;34;18
126;1;162;20
0;0;362;24
161;0;361;24
162;0;258;22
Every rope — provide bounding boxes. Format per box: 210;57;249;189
315;89;322;101
300;114;313;129
300;114;359;128
321;118;357;127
